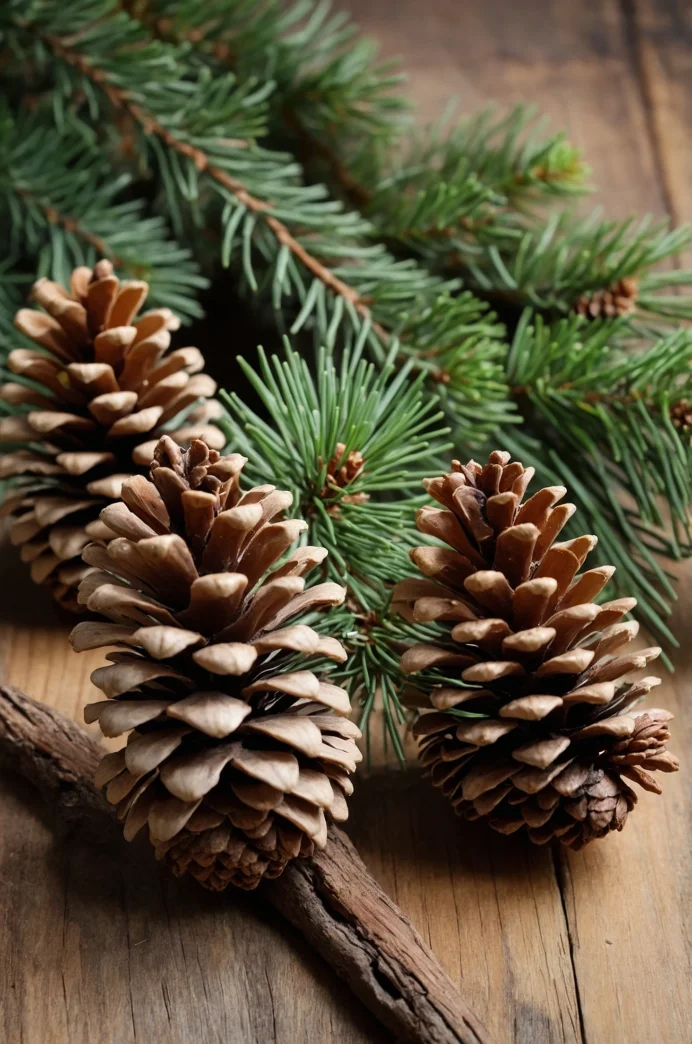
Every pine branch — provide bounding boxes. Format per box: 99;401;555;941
463;212;692;325
135;5;593;273
0;102;207;318
505;312;692;653
22;7;381;327
218;336;452;755
4;0;512;444
124;0;408;209
148;5;691;332
365;104;588;249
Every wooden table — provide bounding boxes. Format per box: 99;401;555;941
1;2;690;1042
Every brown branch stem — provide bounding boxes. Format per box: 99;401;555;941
0;683;492;1044
20;191;111;257
41;30;387;337
13;185;136;275
123;3;376;211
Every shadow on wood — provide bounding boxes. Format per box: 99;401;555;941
0;770;390;1044
346;763;583;1044
348;764;560;878
0;527;74;630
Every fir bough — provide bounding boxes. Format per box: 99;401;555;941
219;336;451;756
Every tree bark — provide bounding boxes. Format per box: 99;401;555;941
0;683;492;1044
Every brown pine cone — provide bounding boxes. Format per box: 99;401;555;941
0;261;220;610
320;442;369;508
670;400;692;433
574;277;638;319
394;451;678;849
71;435;360;890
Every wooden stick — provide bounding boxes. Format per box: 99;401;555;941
0;684;492;1044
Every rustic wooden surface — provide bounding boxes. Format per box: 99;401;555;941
0;686;491;1044
1;1;690;1042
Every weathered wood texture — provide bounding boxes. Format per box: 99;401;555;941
0;1;690;1042
341;4;692;1043
0;684;491;1044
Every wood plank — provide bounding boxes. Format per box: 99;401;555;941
349;767;582;1044
626;0;692;231
340;2;692;1042
0;773;388;1044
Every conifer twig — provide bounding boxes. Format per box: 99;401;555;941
127;0;399;210
0;103;206;317
42;29;382;332
0;682;492;1044
18;189;113;258
6;0;509;438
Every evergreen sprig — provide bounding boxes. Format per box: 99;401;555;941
218;336;452;754
463;212;692;324
504;312;692;654
0;104;207;318
3;0;509;443
128;0;409;207
364;103;590;263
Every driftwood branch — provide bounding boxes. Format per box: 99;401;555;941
0;684;492;1044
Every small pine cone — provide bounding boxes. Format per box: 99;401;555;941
670;400;692;433
322;443;369;509
574;277;638;319
394;450;678;850
0;261;220;610
326;443;365;488
71;435;360;891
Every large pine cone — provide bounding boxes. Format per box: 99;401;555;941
71;436;361;890
394;451;678;849
0;261;220;610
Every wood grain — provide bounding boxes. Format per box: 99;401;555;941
341;4;692;1042
1;1;691;1041
0;684;492;1044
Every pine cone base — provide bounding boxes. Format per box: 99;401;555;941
452;759;636;849
156;815;309;891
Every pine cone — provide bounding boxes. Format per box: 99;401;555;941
71;435;361;890
394;451;678;849
670;399;692;434
0;261;220;610
574;277;638;319
321;442;369;508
